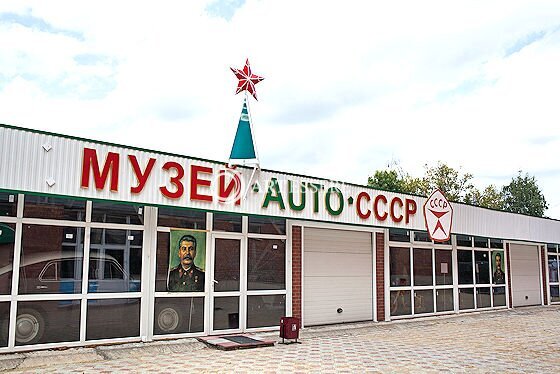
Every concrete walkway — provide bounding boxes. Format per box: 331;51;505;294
1;305;559;373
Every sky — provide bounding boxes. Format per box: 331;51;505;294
0;0;559;218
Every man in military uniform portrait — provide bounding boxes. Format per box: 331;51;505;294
168;234;205;292
493;252;506;284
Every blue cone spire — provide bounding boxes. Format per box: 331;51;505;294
229;99;257;160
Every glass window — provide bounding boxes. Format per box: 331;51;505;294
389;229;410;242
91;201;143;225
490;239;504;249
413;248;433;286
155;232;170;292
214;239;240;292
24;195;85;221
0;302;9;347
475;251;490;284
493;287;506;307
0;223;16;295
413;231;431;242
435;249;453;285
549;256;559;283
456;235;472;247
158;207;205;229
86;298;140;340
458;250;473;285
212;212;242;232
436;289;453;312
459;288;475;310
390;247;410;286
16;300;80;345
247;294;286;328
390;290;411;316
414;290;434;314
213;296;239;330
248;238;285;290
248;216;286;235
551;285;560;303
154;297;204;335
0;192;17;217
19;225;84;294
476;287;491;308
88;229;142;293
547;244;557;253
473;237;488;248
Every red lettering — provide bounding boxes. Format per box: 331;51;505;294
390;197;403;223
374;194;388;221
81;148;119;192
159;162;184;199
191;165;213;202
128;155;156;194
356;192;371;219
218;168;241;205
405;198;417;224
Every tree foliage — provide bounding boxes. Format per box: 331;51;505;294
502;171;548;217
367;163;548;217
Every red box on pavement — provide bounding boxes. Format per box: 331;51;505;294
279;316;300;342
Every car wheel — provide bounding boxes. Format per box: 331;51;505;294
156;306;181;334
15;308;45;345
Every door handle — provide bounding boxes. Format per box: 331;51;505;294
212;280;219;284
36;285;48;290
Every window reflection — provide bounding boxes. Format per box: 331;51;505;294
248;238;285;290
24;195;85;221
212;213;242;232
88;229;142;293
0;192;17;217
0;223;16;294
86;298;140;340
0;302;9;346
413;248;432;286
16;300;80;345
19;225;84;294
459;288;475;310
549;256;558;283
475;251;490;284
390;247;410;286
458;250;473;285
154;297;204;335
91;201;143;225
247;295;285;328
435;249;453;285
248;216;286;235
158;207;206;229
390;290;411;316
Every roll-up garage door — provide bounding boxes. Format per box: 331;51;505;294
303;228;373;326
509;243;542;307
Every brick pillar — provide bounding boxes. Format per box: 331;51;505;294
506;243;513;307
292;226;302;320
376;232;385;321
541;246;548;305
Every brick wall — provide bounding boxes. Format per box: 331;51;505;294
541;246;548;305
292;225;302;320
506;243;512;307
376;232;385;321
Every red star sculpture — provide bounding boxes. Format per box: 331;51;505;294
230;59;264;100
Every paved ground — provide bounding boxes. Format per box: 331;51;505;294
1;305;559;373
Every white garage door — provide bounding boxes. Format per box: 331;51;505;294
303;227;373;326
509;244;542;307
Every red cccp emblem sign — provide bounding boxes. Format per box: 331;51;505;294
423;189;453;242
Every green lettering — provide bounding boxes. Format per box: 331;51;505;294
288;180;306;211
325;187;344;215
263;178;285;209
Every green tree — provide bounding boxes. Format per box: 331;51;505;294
420;161;476;202
466;185;505;210
502;171;548;217
367;167;424;195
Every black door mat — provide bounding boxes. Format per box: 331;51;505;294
198;334;275;350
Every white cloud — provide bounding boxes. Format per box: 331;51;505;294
0;0;559;217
